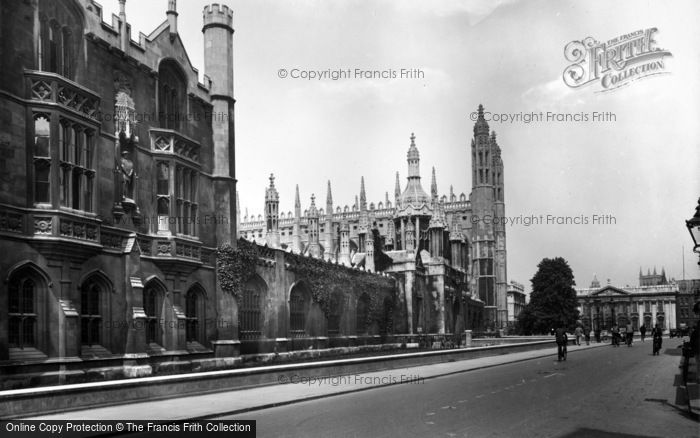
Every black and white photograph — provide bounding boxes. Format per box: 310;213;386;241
0;0;699;437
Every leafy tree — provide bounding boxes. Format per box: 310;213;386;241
517;257;579;335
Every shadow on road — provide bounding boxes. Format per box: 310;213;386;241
558;427;663;438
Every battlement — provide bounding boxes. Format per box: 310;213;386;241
203;3;234;29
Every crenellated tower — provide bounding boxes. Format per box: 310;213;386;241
203;4;237;245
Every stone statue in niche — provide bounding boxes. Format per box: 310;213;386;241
120;148;134;202
114;88;140;214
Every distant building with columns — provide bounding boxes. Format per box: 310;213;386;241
576;270;678;332
506;281;526;324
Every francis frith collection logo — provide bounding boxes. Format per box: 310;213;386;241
563;28;672;92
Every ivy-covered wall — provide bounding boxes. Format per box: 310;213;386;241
216;239;397;347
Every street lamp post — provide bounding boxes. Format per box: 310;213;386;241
686;197;700;266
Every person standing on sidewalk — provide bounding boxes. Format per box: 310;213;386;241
626;322;634;347
612;324;620;347
574;325;583;346
651;324;663;355
584;326;591;345
639;324;647;342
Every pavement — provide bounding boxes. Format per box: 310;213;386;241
28;340;610;421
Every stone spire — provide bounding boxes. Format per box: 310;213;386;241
325;180;334;261
294;184;300;216
339;214;350;266
308;194;320;258
431;166;438;202
399;133;430;207
264;173;280;248
309;194;318;217
473;103;489;136
360;176;367;211
292;184;301;253
394;172;401;206
326;180;333;207
407;133;420;179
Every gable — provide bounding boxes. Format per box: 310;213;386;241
590;285;629;297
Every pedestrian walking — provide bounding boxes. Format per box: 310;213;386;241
639;324;646;342
555;324;568;361
584;326;591;345
626;322;634;346
611;324;620;347
574;326;583;346
651;324;663;355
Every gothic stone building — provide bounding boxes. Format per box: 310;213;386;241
0;0;241;385
0;0;510;387
239;106;510;334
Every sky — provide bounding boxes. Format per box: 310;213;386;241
101;0;700;294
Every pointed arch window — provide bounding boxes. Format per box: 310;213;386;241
47;23;59;73
289;287;307;337
185;287;205;344
9;277;37;349
33;114;51;204
80;280;102;346
143;284;163;345
240;279;264;340
157;162;171;233
158;61;186;131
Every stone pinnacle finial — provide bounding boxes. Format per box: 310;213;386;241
294;184;300;208
360;176;366;205
269;173;275;187
410;132;416;146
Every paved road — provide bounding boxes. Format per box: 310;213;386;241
223;342;698;438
